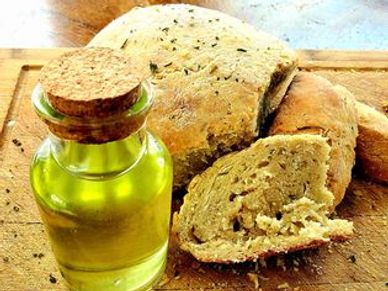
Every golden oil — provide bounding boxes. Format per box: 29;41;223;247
30;82;173;290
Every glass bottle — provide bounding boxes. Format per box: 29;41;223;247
30;49;173;291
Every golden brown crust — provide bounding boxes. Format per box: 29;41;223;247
39;47;142;118
89;4;298;190
355;101;388;183
196;235;351;263
269;72;358;209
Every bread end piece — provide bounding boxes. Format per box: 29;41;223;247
173;134;353;263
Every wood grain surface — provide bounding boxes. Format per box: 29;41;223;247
0;49;387;291
0;0;387;49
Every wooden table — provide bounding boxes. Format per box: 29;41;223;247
0;1;388;291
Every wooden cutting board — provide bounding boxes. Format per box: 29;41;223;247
0;49;387;291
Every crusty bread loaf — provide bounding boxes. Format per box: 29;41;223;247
269;73;358;209
89;4;297;190
355;101;388;183
173;134;353;263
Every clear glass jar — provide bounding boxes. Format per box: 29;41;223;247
30;81;173;291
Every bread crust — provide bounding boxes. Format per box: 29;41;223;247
355;101;388;183
269;72;358;209
184;235;350;264
88;4;298;190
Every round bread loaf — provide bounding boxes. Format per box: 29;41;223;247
89;4;297;190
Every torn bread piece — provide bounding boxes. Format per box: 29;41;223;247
173;134;353;263
269;73;358;209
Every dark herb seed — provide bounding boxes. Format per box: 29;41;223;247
237;48;247;52
348;255;356;263
275;212;283;220
164;62;173;67
49;274;57;284
5;188;10;193
194;46;200;50
149;62;158;73
188;9;194;13
211;43;217;47
172;47;177;51
215;91;219;95
12;139;22;147
3;257;9;263
161;27;169;33
173;19;178;24
120;39;128;49
13;206;20;212
184;69;189;75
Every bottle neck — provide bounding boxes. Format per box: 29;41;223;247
50;127;147;180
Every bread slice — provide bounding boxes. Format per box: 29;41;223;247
355;101;388;183
269;73;358;209
89;4;298;190
173;134;353;263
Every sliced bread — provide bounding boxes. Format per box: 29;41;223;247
89;4;297;190
269;73;358;209
173;134;353;263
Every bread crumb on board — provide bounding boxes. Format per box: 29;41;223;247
247;272;260;289
277;282;290;289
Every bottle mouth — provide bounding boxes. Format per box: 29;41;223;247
32;80;154;144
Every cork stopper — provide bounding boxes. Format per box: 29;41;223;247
34;47;153;144
39;47;142;118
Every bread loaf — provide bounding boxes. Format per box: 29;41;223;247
173;134;353;263
269;73;358;209
355;101;388;183
89;4;297;190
